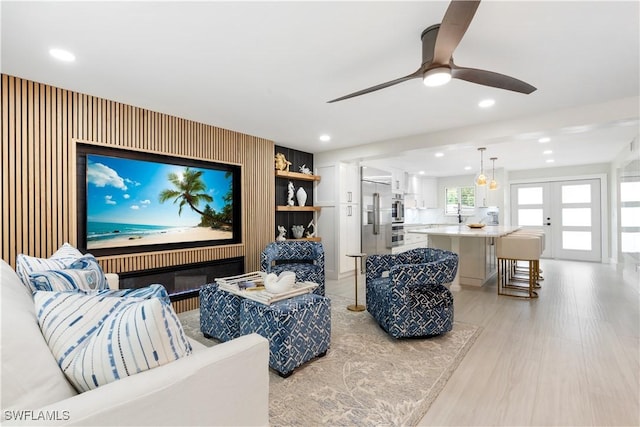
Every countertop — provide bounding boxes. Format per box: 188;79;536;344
407;225;520;237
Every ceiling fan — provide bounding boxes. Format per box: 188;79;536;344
328;0;536;103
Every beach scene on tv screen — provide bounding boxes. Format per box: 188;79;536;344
86;154;233;250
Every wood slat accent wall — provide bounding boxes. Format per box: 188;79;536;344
1;74;275;279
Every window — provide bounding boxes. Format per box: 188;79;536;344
445;186;475;215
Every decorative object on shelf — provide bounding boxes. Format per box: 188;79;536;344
475;147;487;186
296;186;308;206
298;164;312;175
276;225;287;241
275;153;292;172
489;157;498;190
287;181;295;206
305;219;316;238
292;225;305;239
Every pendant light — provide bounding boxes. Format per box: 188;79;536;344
475;147;487;186
489;157;498;190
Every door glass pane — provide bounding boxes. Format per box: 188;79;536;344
518;209;543;226
562;231;592;250
562;184;591;203
621;232;640;253
621;207;640;227
562;208;591;226
621;182;640;202
518;187;543;204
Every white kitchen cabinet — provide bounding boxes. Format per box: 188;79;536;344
390;167;406;194
417;177;438;208
339;162;360;204
316;161;362;279
339;203;361;274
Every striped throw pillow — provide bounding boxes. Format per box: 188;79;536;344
29;255;109;293
34;291;192;393
16;243;84;292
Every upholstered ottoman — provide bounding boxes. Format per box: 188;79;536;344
240;293;331;377
200;282;242;342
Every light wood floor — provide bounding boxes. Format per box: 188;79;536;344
325;260;640;426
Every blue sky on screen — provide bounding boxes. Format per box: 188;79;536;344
87;154;231;227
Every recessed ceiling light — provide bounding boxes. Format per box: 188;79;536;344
543;150;553;155
434;152;444;158
319;134;331;142
418;171;425;175
546;159;555;163
478;99;495;108
464;166;472;171
538;137;551;143
49;48;75;62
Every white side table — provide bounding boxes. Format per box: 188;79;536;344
346;253;366;312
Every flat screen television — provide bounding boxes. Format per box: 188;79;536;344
76;144;241;257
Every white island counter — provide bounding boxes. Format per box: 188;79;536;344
408;225;520;289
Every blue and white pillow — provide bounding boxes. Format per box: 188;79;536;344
97;284;171;305
16;243;84;292
29;254;109;293
34;291;192;393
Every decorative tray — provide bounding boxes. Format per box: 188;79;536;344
467;223;486;229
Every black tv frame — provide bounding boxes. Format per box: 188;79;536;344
76;143;242;257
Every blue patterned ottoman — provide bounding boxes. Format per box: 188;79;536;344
200;283;243;342
240;293;331;377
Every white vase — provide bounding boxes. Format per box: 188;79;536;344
296;187;307;206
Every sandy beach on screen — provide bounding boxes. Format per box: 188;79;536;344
87;226;232;250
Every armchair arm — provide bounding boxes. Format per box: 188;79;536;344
365;254;398;281
260;244;279;272
27;334;269;427
390;255;459;291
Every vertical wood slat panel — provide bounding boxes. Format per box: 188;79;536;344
2;73;274;283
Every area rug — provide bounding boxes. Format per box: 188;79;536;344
178;295;481;426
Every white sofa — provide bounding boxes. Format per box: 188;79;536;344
1;259;270;426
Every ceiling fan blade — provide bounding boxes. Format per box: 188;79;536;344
433;0;481;65
327;69;422;103
451;65;537;94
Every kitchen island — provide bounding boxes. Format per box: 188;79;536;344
408;225;520;289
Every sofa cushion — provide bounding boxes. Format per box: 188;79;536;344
16;243;83;292
34;291;193;393
28;254;109;293
0;260;78;413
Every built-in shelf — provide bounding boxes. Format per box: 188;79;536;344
275;170;321;182
276;206;321;212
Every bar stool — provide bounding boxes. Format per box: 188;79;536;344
511;229;545;282
496;234;543;299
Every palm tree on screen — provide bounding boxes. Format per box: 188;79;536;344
159;167;214;219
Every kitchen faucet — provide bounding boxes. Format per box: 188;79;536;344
457;203;462;224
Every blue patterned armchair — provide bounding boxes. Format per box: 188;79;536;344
260;241;325;296
365;248;458;338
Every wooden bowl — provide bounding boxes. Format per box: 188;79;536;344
467;223;486;229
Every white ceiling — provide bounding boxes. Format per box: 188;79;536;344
2;1;639;177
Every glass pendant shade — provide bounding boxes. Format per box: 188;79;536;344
489;157;498;190
475;147;487;186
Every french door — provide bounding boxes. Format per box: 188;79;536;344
510;179;602;262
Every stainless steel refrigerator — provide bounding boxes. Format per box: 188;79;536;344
361;167;392;254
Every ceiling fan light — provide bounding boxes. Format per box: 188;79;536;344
423;67;452;87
